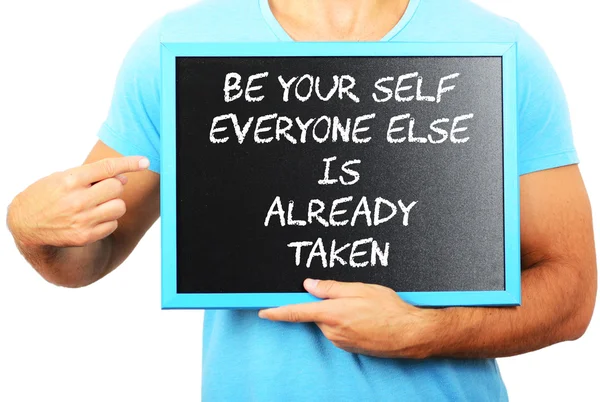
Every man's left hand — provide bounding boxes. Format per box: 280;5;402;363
258;278;441;359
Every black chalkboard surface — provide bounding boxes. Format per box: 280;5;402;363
160;42;520;308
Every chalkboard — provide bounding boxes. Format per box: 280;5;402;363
160;42;520;309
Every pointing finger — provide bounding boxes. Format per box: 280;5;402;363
76;156;149;185
304;279;370;299
258;301;331;323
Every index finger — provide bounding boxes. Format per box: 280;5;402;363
258;300;333;323
77;156;150;185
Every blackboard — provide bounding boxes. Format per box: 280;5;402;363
160;42;520;309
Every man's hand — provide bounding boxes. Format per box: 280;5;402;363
7;156;149;249
259;166;596;361
6;143;159;289
259;278;439;359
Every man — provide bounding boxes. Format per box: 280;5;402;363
6;0;596;400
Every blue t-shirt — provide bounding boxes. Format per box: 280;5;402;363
97;0;579;400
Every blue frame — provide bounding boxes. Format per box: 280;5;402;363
160;42;520;309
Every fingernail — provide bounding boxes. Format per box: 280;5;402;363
258;310;267;319
139;158;150;169
115;174;128;184
305;278;319;291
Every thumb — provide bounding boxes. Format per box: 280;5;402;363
303;278;368;299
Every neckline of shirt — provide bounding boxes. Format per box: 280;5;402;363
258;0;422;42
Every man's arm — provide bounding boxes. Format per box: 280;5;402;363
7;140;159;288
431;164;596;358
259;164;597;359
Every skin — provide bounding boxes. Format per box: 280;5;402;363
268;0;410;41
7;142;160;288
259;164;597;359
6;0;597;360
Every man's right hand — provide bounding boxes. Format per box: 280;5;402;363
7;156;150;249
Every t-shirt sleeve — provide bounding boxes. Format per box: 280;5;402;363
96;19;162;173
516;26;578;176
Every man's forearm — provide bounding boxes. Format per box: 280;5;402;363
14;236;114;288
8;203;115;288
426;260;596;359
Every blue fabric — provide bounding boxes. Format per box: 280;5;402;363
97;0;579;400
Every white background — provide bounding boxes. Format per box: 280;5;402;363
0;1;597;401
